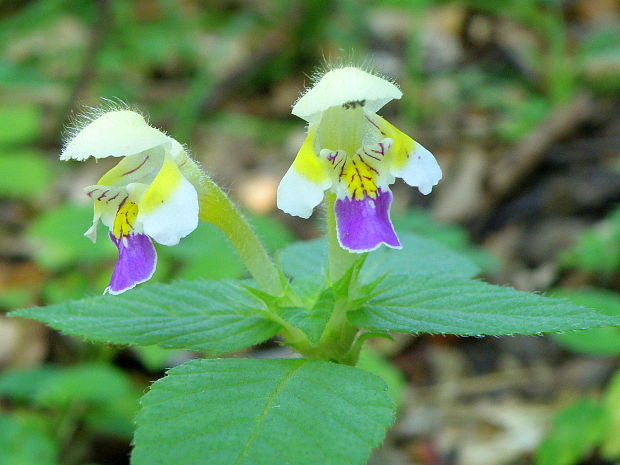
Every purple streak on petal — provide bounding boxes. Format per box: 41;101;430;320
335;189;401;253
105;232;157;294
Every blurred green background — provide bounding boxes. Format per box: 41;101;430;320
3;0;620;464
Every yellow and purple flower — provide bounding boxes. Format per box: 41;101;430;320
61;109;203;294
277;66;442;252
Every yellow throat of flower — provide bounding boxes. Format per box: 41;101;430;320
113;201;139;238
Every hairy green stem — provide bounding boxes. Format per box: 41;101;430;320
198;178;283;296
286;194;362;363
316;299;359;364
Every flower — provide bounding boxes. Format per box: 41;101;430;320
277;66;442;252
62;108;204;294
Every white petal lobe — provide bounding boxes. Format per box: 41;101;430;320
138;176;199;246
394;143;442;195
277;167;329;218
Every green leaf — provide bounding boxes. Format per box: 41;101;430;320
394;209;498;272
361;233;480;282
357;348;406;407
167;213;293;282
279;288;334;343
0;364;137;409
561;207;620;276
279;232;479;283
133;345;189;372
0;364;140;439
211;111;295;144
27;204;115;271
0;104;40;145
36;363;140;438
278;240;330;308
602;369;620;460
0;413;58;465
349;274;620;336
288;273;327;306
11;280;280;354
132;358;394;465
535;399;606;465
278;239;327;280
548;288;620;356
0;286;38;310
496;96;550;142
42;272;93;304
0;150;51;199
249;214;294;253
159;223;244;280
35;363;136;409
578;26;620;92
553;325;620;356
0;366;61;402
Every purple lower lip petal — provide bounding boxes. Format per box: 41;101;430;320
335;188;401;253
106;232;157;294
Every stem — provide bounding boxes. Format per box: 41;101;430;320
265;310;312;353
55;401;88;465
325;193;358;283
315;299;359;365
283;193;363;363
198;178;283;296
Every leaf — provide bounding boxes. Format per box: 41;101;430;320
211;111;295;144
165;216;292;281
0;413;58;465
548;288;620;356
132;358;394;465
0;366;61;402
578;26;620;92
0;364;140;439
278;232;479;283
278;239;327;280
357;348;406;407
0;150;52;199
601;369;620;460
278;240;331;309
133;345;188;372
158;223;244;280
249;214;294;252
35;363;140;438
561;207;620;276
360;233;480;282
553;325;620;356
279;289;334;343
42;271;96;305
349;274;620;336
0;283;38;309
0;104;40;145
27;204;115;271
34;363;136;409
393;209;498;272
496;96;550;142
288;273;327;305
11;280;280;354
535;399;606;465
